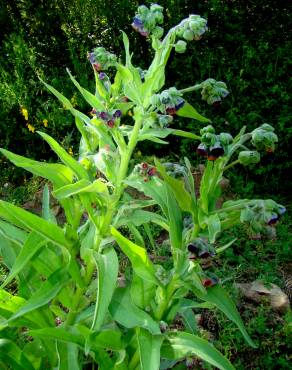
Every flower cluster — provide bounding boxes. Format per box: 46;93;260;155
251;124;278;153
231;199;286;238
151;87;185;115
97;109;122;128
238;150;260;166
175;15;208;42
137;162;157;182
198;78;229;105
132;4;164;38
87;47;117;71
187;238;216;259
196;126;233;160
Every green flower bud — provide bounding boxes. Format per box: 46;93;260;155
260;123;274;132
152;26;164;39
219;132;233;145
238;151;261;166
200;125;215;135
175;40;187;53
183;29;194;41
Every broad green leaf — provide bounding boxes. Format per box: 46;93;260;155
109;287;161;335
0;219;27;245
155;159;193;213
115;209;168;230
0;200;73;249
92;248;119;330
161;331;235;370
111;227;159;285
195;285;256;348
179;308;198;334
131;273;156;309
37;131;89;180
0;234;17;269
0;149;73;188
176;101;210;123
57;342;81;370
208;214;221;243
53;178;108;200
136;327;164;370
0;339;35;370
67;68;104;110
7;268;70;323
1;232;47;288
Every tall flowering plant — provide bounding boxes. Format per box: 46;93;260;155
0;4;285;369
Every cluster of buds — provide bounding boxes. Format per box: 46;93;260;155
136;162;157;182
132;4;164;38
238;199;286;238
175;15;208;43
187;238;216;259
151;87;185;115
251;124;278;153
163;162;186;178
87;47;117;71
196;126;233;161
197;78;229;105
97;109;122;128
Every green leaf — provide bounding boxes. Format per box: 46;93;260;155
42;185;57;223
67;68;104;110
0;200;73;249
195;285;256;348
176;101;210;122
53;178;108;200
37;131;89;180
91;248;119;330
208;214;221;243
161;331;235;370
7;268;70;323
0;149;73;188
136;328;163;370
178;308;198;334
131;273;156;309
155;159;193;213
166;186;183;250
57;342;81;370
109;288;161;335
115;209;168;230
0;339;35;370
111;227;159;285
1;232;47;288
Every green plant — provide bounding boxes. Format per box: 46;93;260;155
0;4;285;369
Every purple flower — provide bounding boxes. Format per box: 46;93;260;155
268;214;279;225
99;111;109;121
87;52;95;64
196;143;208;157
99;72;107;80
113;109;122;118
166;106;177;115
188;243;199;254
175;99;185;110
107;119;115;128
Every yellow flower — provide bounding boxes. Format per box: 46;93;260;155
43;119;48;127
68;147;73;156
27;123;35;133
21;107;28;121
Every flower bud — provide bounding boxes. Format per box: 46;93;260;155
152;26;164;39
183;29;194;41
200;125;215;135
175;40;187;53
219;132;233;145
238;151;260;166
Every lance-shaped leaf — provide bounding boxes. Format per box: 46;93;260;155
207;214;221;243
53;178;108;200
1;232;47;288
161;331;235;370
194;285;256;348
111;227;159;285
91;248;119;330
0;200;73;248
42;184;57;224
166;185;183;250
67;68;105;110
136;327;164;370
109;287;160;335
176;101;210;122
38;131;89;180
0;149;74;188
6;268;70;323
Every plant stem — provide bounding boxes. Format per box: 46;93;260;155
223;159;240;172
128;349;140;370
178;84;201;94
154;277;178;321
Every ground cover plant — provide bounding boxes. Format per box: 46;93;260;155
0;4;287;369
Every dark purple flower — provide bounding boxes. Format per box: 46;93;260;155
187;243;199;255
99;72;107;80
208;143;224;160
175;99;185;110
268;214;279;225
99;111;109;121
87;52;95;64
141;162;148;169
196;143;208;157
93;62;102;71
166;106;177;116
147;167;157;176
113;109;122;118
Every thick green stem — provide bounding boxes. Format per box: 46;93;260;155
154;277;178;321
223;159;240;172
178;84;201;94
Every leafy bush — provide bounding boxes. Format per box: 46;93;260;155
0;4;287;369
